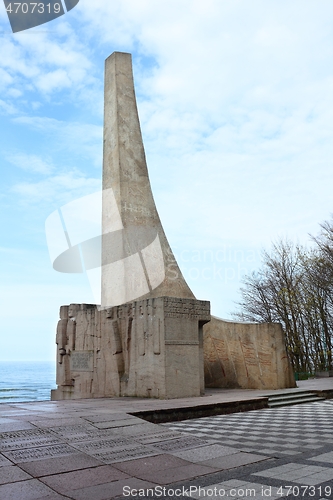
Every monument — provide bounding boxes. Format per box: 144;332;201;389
51;51;295;401
51;52;210;400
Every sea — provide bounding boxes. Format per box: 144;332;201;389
0;361;56;404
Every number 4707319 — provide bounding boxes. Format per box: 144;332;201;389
5;3;62;14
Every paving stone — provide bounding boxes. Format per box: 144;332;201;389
29;418;86;428
0;465;32;485
69;477;156;500
92;419;149;430
113;453;193;475
0;420;36;432
137;463;219;485
40;465;130;494
111;423;158;436
82;413;139;423
300;471;333;486
170;444;240;462
310;451;333;463
253;462;333;484
18;453;103;477
0;453;12;467
0;478;56;500
200;452;270;469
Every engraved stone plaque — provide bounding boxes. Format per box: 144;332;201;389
0;429;52;440
70;351;94;372
164;298;210;321
50;424;99;441
92;445;159;463
3;444;77;463
0;429;60;452
132;430;183;444
151;436;208;452
71;437;132;453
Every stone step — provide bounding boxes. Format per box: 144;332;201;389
267;391;326;408
268;391;318;401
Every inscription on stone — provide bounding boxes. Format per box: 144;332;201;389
72;437;132;453
70;351;94;372
3;444;77;463
0;429;51;440
93;445;158;463
132;431;182;444
0;429;60;451
50;424;99;441
164;298;210;320
151;436;208;452
0;437;60;452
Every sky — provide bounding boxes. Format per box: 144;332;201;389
0;0;332;361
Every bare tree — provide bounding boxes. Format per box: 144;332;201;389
233;227;333;372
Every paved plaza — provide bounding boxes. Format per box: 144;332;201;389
0;380;332;499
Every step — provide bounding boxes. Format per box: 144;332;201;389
268;397;325;407
268;392;318;402
268;392;325;408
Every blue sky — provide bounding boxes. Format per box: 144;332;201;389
0;0;332;361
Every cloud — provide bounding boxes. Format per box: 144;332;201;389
35;68;72;93
12;170;101;206
0;99;17;114
7;153;54;174
0;17;98;119
13;116;103;168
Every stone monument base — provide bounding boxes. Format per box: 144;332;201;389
51;297;210;401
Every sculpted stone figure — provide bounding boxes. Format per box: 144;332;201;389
56;306;72;387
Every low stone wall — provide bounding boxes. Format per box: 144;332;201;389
203;316;296;390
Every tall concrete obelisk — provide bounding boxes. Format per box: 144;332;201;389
101;52;195;308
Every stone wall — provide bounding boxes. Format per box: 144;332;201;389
203;316;296;390
52;297;210;401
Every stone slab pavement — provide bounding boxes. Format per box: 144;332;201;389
0;379;332;499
